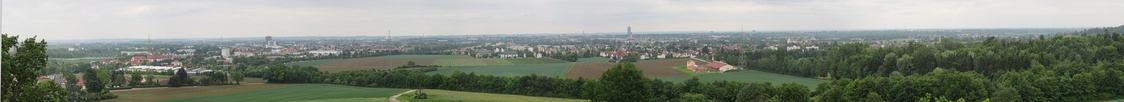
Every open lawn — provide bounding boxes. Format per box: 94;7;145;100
287;59;341;66
102;83;291;102
165;84;411;102
1107;98;1124;102
428;63;574;77
397;89;587;102
564;58;703;79
657;70;829;88
575;57;613;62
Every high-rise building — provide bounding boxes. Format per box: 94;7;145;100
266;36;280;48
221;48;231;58
627;26;633;39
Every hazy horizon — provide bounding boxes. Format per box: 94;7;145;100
4;0;1123;40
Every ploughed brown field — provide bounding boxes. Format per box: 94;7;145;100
564;58;707;79
314;57;435;72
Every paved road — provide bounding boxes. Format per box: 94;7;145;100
389;89;417;102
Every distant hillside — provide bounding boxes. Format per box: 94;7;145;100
1073;25;1124;35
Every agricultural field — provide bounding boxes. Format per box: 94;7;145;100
483;59;514;65
103;83;291;102
575;57;613;62
293;98;388;102
165;84;411;102
397;89;587;102
672;66;717;76
310;55;486;72
287;59;341;66
315;57;435;72
657;70;829;88
564;58;704;79
428;63;574;77
378;55;473;59
434;59;491;66
563;62;614;79
504;58;568;64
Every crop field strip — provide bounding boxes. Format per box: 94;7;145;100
101;83;292;102
428;63;575;77
165;84;410;102
564;58;704;79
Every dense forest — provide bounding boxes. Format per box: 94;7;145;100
718;26;1124;101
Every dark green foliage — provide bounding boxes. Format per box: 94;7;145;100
232;71;245;84
590;62;649;101
775;83;810;102
129;72;143;86
168;68;189;87
84;68;106;93
2;34;56;102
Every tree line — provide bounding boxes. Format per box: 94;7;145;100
718;29;1124;101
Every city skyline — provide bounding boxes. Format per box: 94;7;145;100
4;0;1124;40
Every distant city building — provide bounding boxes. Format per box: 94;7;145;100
627;26;633;39
266;36;281;48
499;52;520;58
308;50;341;56
221;48;231;58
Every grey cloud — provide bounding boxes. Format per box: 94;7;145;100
3;0;1123;40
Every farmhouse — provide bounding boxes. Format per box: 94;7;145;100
706;61;738;72
686;60;711;72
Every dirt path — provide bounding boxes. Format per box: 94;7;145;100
389;89;417;102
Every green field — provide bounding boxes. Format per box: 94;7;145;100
435;59;490;66
505;58;568;64
166;84;410;102
379;55;473;59
575;57;613;62
398;89;586;102
292;98;388;102
657;70;829;88
1108;98;1124;102
287;59;342;66
428;63;574;77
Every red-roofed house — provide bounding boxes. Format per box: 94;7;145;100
146;55;174;61
170;60;183;67
706;61;738;72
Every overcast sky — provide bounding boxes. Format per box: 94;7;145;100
3;0;1123;40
